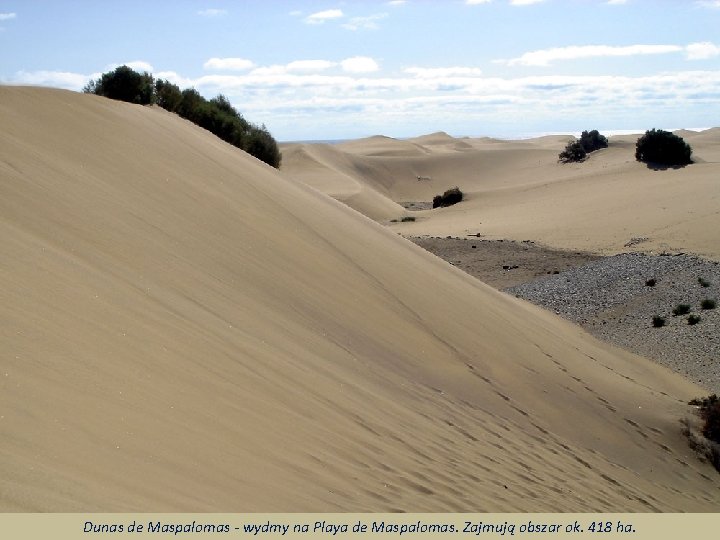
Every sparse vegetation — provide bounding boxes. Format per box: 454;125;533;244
699;277;711;288
400;216;416;222
635;128;692;167
83;66;281;168
645;278;656;287
651;315;666;328
432;187;463;208
701;299;716;310
558;140;586;163
672;303;691;316
688;314;701;325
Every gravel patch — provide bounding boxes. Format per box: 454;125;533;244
506;253;720;394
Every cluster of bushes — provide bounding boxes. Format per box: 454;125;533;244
83;66;281;168
559;128;693;167
652;298;715;327
558;129;608;163
432;187;463;208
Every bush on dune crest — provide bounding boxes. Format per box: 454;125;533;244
635;129;692;167
579;129;609;152
558;129;608;163
83;66;281;168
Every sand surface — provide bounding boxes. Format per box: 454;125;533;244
1;87;719;512
281;129;720;260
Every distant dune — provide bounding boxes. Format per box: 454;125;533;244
1;87;718;511
282;128;720;260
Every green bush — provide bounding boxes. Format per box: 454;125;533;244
432;187;463;208
688;314;701;325
701;299;716;310
84;67;281;168
635;128;692;166
83;65;154;105
400;216;416;222
645;278;657;287
687;395;720;472
558;140;587;163
691;395;720;443
699;277;711;288
651;315;665;328
672;304;691;316
579;130;609;153
154;79;183;112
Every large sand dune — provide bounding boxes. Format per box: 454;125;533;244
1;87;718;511
282;129;720;259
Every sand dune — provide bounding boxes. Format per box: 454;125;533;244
283;130;720;259
1;87;719;512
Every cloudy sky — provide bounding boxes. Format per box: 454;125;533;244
1;0;719;140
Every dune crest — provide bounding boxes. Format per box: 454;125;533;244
1;87;718;511
283;129;720;259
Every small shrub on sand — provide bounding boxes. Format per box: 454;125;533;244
558;140;587;163
686;395;720;471
698;277;711;288
645;278;657;287
432;187;463;208
400;216;416;222
701;299;716;310
688;314;701;325
651;315;666;328
672;304;691;316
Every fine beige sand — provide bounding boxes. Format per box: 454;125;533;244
1;87;719;512
281;129;720;260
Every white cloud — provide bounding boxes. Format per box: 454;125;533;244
340;56;380;73
250;65;288;76
197;9;227;17
204;57;255;71
304;9;343;25
182;68;720;139
500;44;683;66
286;60;337;72
686;41;720;60
466;0;492;4
342;13;388;31
124;61;154;72
510;0;545;5
4;70;91;91
100;61;154;73
387;0;407;5
0;12;16;20
404;67;483;78
606;0;627;4
696;1;720;8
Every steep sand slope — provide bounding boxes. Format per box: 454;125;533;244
280;142;405;220
283;132;720;259
1;87;718;511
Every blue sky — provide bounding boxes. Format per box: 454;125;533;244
1;1;719;140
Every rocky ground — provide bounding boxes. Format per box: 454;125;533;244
410;236;720;395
